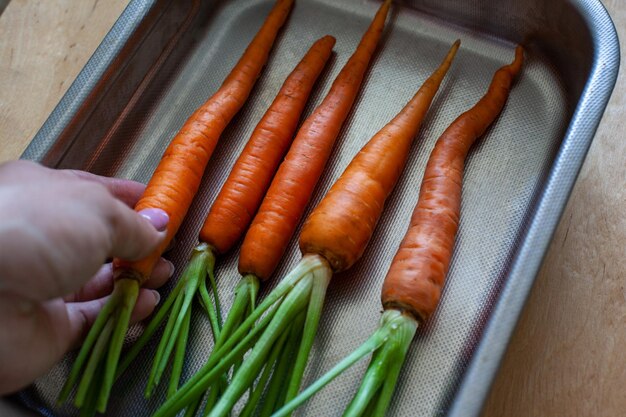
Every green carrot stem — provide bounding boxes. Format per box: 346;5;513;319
155;324;261;417
198;275;221;339
79;360;105;417
239;327;290;417
201;370;231;417
116;267;187;379
184;398;202;417
151;275;199;391
369;346;406;417
118;244;214;383
239;366;274;417
271;321;391;417
210;255;324;364
199;275;259;416
248;275;259;311
220;274;260;383
146;276;187;396
196;350;229;415
60;276;138;413
215;277;250;349
74;318;115;407
200;258;315;372
362;395;379;417
368;314;416;417
58;287;122;403
201;382;221;417
155;256;328;417
343;342;394;417
283;265;331;408
146;245;216;398
97;278;139;412
273;309;417;417
219;255;326;350
154;302;278;417
168;303;193;398
344;312;416;417
154;250;209;388
243;314;301;417
275;312;307;409
205;249;222;326
207;276;314;417
207;370;231;414
259;311;306;417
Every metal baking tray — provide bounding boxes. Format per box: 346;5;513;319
13;0;619;416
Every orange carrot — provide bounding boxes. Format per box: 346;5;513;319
159;37;459;417
153;3;398;417
58;0;293;413
201;35;337;254
275;45;524;417
239;0;393;281
123;35;336;402
210;37;458;417
299;40;461;273
116;0;294;283
382;45;525;321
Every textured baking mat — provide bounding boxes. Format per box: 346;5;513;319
18;0;569;415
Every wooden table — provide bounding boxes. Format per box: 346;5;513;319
0;1;624;416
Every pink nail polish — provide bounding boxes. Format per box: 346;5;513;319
139;208;169;232
151;290;161;306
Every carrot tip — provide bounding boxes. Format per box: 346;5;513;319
507;44;525;77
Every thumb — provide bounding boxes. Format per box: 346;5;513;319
106;203;169;261
137;208;169;232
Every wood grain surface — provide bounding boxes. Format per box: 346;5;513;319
0;0;130;162
0;0;624;416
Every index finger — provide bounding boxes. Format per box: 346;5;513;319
64;170;146;207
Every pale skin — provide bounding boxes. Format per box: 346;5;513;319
0;160;174;394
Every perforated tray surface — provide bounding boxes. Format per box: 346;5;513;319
16;0;619;416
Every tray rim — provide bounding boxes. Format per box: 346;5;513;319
21;0;160;167
19;0;621;416
448;0;620;415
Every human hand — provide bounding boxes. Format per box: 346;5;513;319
0;160;175;394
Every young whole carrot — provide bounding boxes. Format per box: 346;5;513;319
193;6;397;408
201;34;336;255
274;45;524;417
184;2;397;413
238;0;393;281
116;35;336;404
153;30;460;417
57;0;294;413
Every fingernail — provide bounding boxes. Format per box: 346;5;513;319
139;208;169;232
167;260;175;277
151;290;161;306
